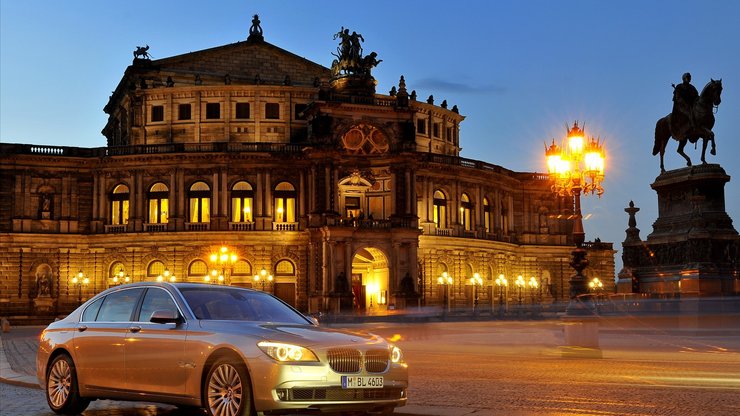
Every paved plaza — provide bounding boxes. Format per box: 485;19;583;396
2;319;740;415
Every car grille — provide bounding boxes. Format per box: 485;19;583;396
281;387;405;401
326;348;389;373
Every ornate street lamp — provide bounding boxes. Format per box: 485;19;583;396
208;246;238;285
468;273;483;315
545;121;605;313
514;275;525;308
71;270;90;306
528;276;539;305
437;271;454;316
494;274;508;316
253;267;274;292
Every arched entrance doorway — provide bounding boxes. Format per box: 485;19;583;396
351;247;390;314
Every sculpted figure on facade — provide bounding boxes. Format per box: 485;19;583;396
133;45;150;60
331;27;381;77
34;264;53;298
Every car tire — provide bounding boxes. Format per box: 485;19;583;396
203;357;254;416
45;354;90;415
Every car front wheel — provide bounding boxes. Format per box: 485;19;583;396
45;354;90;415
204;357;253;416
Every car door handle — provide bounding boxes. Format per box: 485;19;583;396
129;326;141;333
77;325;87;332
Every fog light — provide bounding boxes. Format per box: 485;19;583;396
276;389;288;401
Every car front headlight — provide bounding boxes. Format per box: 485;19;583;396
390;345;403;363
257;341;319;362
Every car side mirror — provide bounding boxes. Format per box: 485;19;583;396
150;309;180;324
308;316;319;326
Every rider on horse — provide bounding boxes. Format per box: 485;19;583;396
672;72;699;132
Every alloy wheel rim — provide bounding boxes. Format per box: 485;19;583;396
207;363;244;416
48;359;71;408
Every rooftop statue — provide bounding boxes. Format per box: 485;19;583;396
330;27;381;78
133;45;151;60
248;14;264;42
653;73;723;172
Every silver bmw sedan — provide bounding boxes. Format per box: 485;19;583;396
37;282;408;415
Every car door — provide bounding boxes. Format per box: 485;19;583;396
73;288;144;392
124;287;189;396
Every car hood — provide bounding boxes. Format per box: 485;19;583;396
198;320;386;348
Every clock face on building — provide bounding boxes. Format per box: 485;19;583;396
342;124;389;154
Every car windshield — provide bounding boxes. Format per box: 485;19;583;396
180;286;309;324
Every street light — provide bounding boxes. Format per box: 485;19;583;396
545;121;605;314
469;273;483;315
157;267;176;283
208;246;238;285
494;274;508;316
112;266;129;286
71;270;90;306
437;271;454;316
528;276;539;305
515;275;525;305
253;267;273;292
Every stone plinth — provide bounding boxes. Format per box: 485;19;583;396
621;164;739;296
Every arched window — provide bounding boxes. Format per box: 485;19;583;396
460;193;472;231
233;260;252;277
274;182;296;223
501;198;509;235
433;190;447;229
275;260;296;276
109;262;126;285
188;260;208;281
483;197;493;234
147;260;165;280
110;184;130;225
231;181;254;223
148;182;169;224
188;181;211;223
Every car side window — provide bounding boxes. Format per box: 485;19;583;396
81;297;104;322
138;288;178;322
96;288;144;322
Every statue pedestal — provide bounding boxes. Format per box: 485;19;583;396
33;296;55;315
622;164;739;296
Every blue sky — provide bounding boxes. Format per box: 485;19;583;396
2;0;739;279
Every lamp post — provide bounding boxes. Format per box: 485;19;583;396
71;270;90;307
469;273;483;315
208;246;238;285
589;277;604;310
253;267;273;292
112;267;129;286
545;121;605;314
514;275;525;308
528;277;539;305
437;271;453;317
494;274;508;317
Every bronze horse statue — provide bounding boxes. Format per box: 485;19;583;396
653;79;722;172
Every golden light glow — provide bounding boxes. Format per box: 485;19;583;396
515;275;525;288
230;254;238;263
124;275;130;282
71;276;78;284
469;273;483;286
156;275;164;282
169;276;176;282
204;275;211;282
546;122;606;197
495;274;508;287
163;268;171;277
437;271;453;285
113;276;119;283
528;276;539;289
210;253;218;262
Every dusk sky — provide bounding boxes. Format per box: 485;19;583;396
2;0;738;279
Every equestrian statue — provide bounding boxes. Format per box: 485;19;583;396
653;73;723;172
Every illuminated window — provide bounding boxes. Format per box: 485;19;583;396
433;190;447;228
188;181;211;223
460;193;472;231
147;261;165;280
275;260;295;276
188;260;208;279
483;197;493;233
433;122;440;138
110;184;130;225
273;182;296;223
232;260;252;277
148;182;169;224
231;181;254;222
345;196;361;218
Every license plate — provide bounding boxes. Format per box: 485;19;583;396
341;376;384;389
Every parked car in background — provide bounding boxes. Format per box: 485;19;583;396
38;282;408;415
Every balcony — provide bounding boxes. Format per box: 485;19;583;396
144;223;167;232
273;222;299;231
229;222;255;231
185;222;210;231
104;224;127;233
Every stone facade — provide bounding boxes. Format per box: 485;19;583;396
0;23;615;321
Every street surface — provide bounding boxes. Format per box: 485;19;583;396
2;320;739;415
